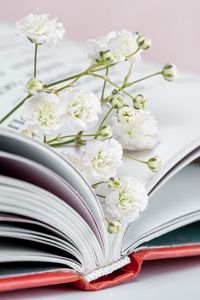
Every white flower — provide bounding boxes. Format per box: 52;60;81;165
22;92;66;135
109;94;126;109
133;94;147;109
162;64;177;81
87;30;140;64
16;14;65;46
108;177;122;190
64;139;123;182
117;106;135;124
147;156;162;172
61;88;101;130
103;176;148;223
26;78;43;95
112;110;160;150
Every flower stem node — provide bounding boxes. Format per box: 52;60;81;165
137;35;152;50
109;94;126;109
95;50;118;66
162;64;177;81
108;177;121;190
26;78;43;95
21;128;35;138
117;105;135;124
107;220;122;234
147;156;162;172
99;125;113;139
133;94;147;109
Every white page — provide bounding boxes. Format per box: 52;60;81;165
122;163;200;254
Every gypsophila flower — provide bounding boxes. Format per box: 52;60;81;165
109;94;126;109
107;219;122;234
95;50;119;66
117;106;135;124
99;125;113;139
22;92;66;135
108;177;121;190
103;176;148;223
147;156;162;172
26;78;43;95
162;64;177;81
133;94;147;109
137;35;152;50
61;88;101;130
87;30;140;64
16;13;65;46
63;138;123;183
112;110;160;150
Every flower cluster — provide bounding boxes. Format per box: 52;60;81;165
0;13;177;234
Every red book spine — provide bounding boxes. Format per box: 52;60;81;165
0;245;200;292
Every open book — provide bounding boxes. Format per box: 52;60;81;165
0;22;199;292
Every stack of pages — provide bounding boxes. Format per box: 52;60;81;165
0;22;199;291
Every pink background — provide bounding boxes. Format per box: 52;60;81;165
0;0;200;73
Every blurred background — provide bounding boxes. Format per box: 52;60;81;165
0;0;199;73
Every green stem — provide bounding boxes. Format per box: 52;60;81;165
128;71;162;86
92;181;107;189
34;44;38;78
49;138;76;147
123;153;147;164
46;133;100;145
96;194;106;199
97;106;113;132
101;67;109;101
122;61;133;89
126;47;140;59
0;95;31;124
45;63;102;89
91;72;134;100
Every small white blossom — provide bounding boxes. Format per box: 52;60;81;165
103;176;148;223
16;13;65;46
22;92;66;135
64;139;123;182
60;88;101;130
87;30;140;64
99;125;113;139
112;110;160;150
147;156;162;172
162;64;177;81
26;78;43;95
117;106;135;124
95;50;119;66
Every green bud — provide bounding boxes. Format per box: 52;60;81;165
99;125;113;139
108;177;121;189
162;64;177;81
137;35;152;50
26;78;43;95
107;219;122;234
133;94;147;109
95;50;118;66
147;156;162;172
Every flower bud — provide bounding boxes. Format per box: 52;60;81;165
147;156;162;172
99;125;113;139
162;64;177;81
117;105;135;124
96;50;118;66
21;128;35;138
108;177;121;190
109;94;126;109
107;220;122;234
133;94;147;109
26;78;43;95
137;35;152;50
